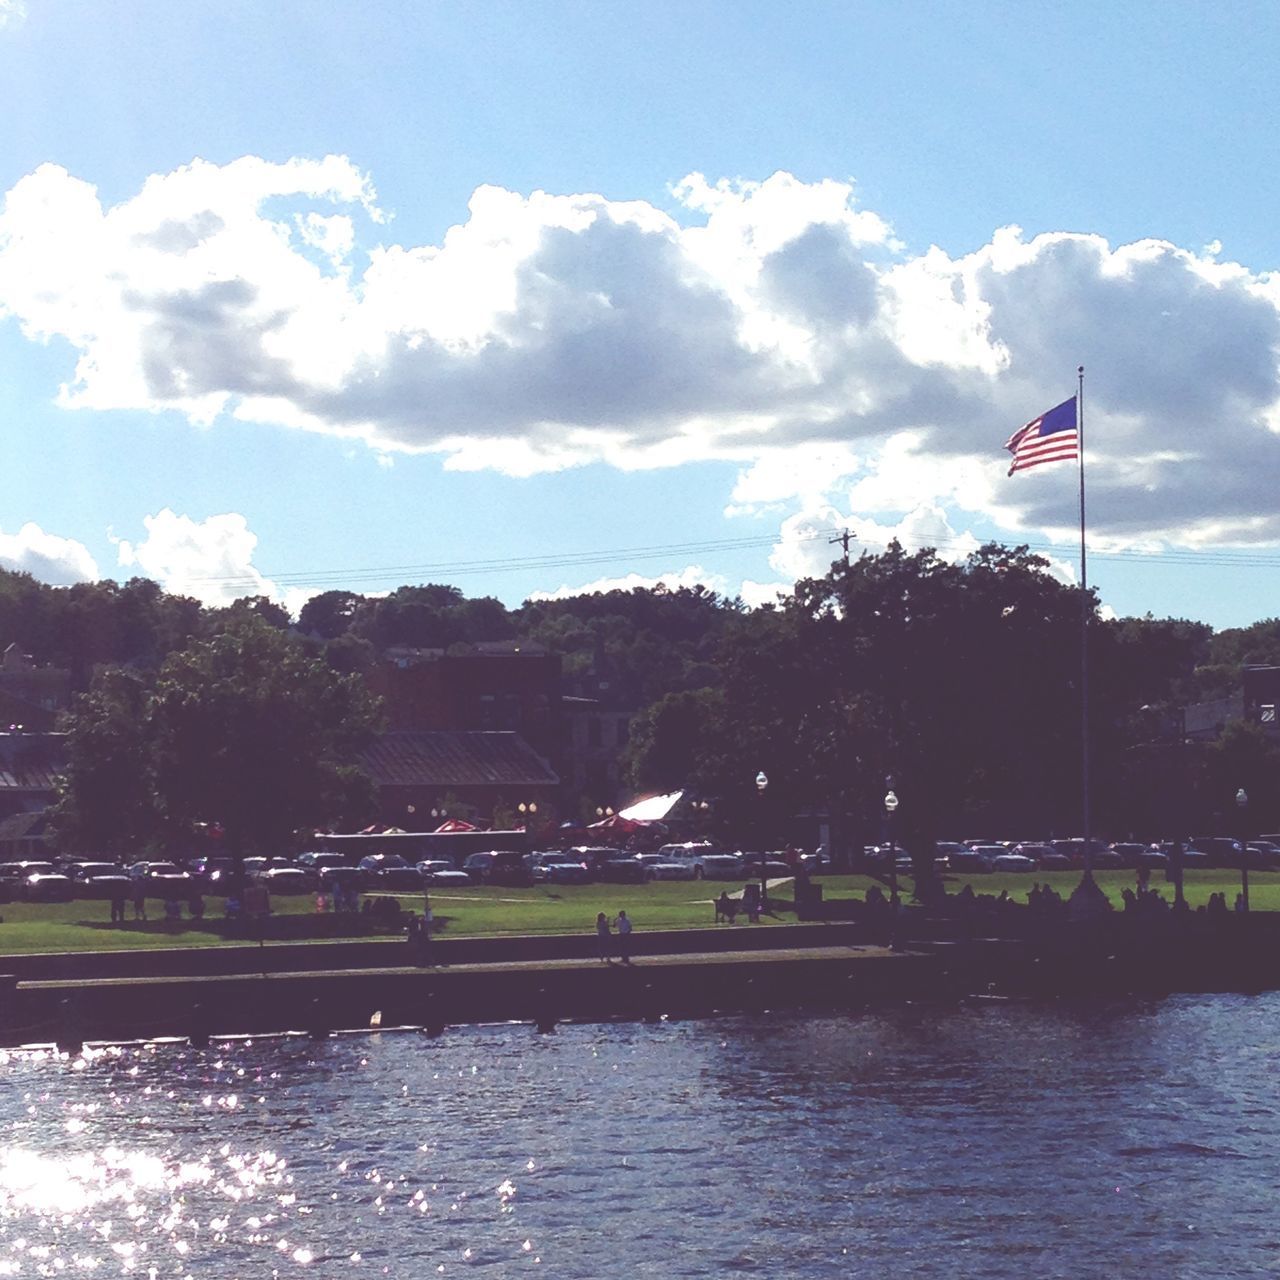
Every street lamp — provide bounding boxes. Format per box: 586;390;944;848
1236;787;1250;912
884;787;900;908
756;771;769;909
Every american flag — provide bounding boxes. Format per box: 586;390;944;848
1005;397;1078;475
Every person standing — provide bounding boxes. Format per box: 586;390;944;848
614;909;633;964
595;911;612;963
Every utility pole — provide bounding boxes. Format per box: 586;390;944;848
829;528;854;564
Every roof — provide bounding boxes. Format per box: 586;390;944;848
359;731;559;789
0;809;51;841
0;733;66;793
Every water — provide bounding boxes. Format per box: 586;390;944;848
1;994;1279;1277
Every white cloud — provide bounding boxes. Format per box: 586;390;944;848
768;503;982;583
739;579;791;609
0;522;98;584
0;1;26;31
115;509;278;607
528;565;728;601
4;158;1280;551
725;443;862;516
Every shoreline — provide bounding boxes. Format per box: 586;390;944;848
3;915;1280;1048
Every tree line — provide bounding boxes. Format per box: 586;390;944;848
2;544;1277;857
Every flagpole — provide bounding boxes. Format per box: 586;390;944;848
1077;365;1091;881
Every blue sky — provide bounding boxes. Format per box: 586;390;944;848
3;0;1280;627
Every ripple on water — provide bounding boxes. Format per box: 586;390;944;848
0;997;1279;1275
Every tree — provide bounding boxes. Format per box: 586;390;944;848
624;688;727;793
54;617;384;857
50;669;163;856
148;617;383;852
299;590;367;640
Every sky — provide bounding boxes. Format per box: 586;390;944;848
3;0;1280;629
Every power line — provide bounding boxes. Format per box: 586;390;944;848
180;524;1280;592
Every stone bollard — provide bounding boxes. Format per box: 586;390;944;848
57;996;84;1056
421;992;446;1037
189;1002;211;1049
533;987;556;1034
639;982;662;1024
306;997;330;1040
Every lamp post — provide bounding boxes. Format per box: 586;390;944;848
1237;787;1250;912
755;771;769;909
884;787;900;908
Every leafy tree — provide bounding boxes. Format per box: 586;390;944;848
209;595;292;632
54;617;383;857
148;617;383;852
50;669;163;856
299;590;367;640
624;688;728;793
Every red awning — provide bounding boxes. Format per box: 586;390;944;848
434;818;478;833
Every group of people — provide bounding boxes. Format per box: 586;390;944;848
109;884;205;925
595;910;634;963
317;886;361;913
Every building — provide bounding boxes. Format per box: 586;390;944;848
0;643;71;732
357;730;559;829
365;642;562;761
559;649;637;816
0;731;66;822
1184;665;1280;741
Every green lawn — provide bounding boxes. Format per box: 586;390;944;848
0;868;1270;954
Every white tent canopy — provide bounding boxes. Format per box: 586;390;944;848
617;790;684;822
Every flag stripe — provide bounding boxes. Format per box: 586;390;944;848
1005;396;1079;475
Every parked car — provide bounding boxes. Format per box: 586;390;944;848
139;861;193;896
357;853;412;875
416;859;456;878
564;847;619;874
1037;853;1074;870
992;852;1037;873
1011;843;1055;863
22;872;74;902
257;867;311;895
533;857;592;885
1246;841;1280;869
243;856;297;879
596;858;647;884
0;860;56;881
69;862;132;898
948;850;992;873
1189;838;1243;867
633;852;696;882
423;868;472;887
1050;838;1109;863
462;850;532;886
297;851;348;872
966;845;1008;871
1108;843;1149;867
656;843;744;880
189;855;235;887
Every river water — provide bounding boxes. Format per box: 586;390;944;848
0;993;1278;1278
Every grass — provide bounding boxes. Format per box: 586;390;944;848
0;868;1272;954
